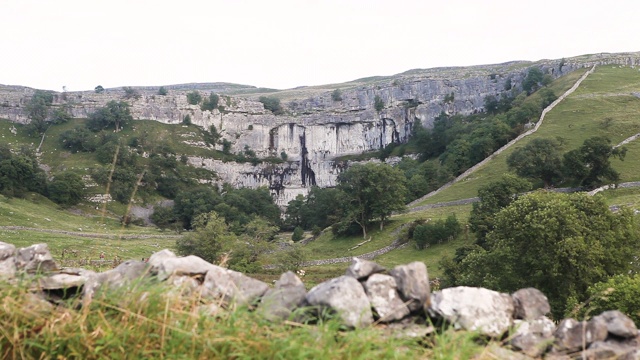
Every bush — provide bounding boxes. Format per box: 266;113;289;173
94;85;104;94
123;87;141;100
48;172;85;206
258;96;284;115
182;114;191;125
201;93;219;111
331;89;342;101
158;86;168;96
413;214;460;249
574;275;640;324
374;95;384;112
292;226;304;241
186;91;202;105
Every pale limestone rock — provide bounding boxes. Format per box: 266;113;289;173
306;275;373;328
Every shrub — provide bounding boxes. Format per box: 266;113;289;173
292;226;304;241
413;214;460;249
182;114;191;125
258;96;284;115
280;151;288;161
201;93;219;111
374;95;384;112
331;89;343;101
158;86;168;96
123;87;141;100
186;91;202;105
94;85;104;94
574;275;640;324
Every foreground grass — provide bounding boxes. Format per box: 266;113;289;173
0;281;474;359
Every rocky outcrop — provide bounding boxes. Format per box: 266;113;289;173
6;54;638;205
2;240;640;358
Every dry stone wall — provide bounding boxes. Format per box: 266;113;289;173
3;241;640;358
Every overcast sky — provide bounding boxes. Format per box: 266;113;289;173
2;0;638;92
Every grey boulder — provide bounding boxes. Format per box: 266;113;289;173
345;258;385;280
259;271;307;321
512;287;551;320
15;243;57;273
202;266;269;307
306;275;373;328
428;286;514;337
363;273;410;322
389;262;430;312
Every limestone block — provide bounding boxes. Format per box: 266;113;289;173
306;275;373;328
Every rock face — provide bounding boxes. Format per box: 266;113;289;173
5;54;636;205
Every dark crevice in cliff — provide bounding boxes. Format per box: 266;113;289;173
299;130;316;187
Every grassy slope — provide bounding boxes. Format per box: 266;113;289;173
418;65;640;205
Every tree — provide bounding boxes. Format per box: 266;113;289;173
50;105;72;124
226;217;278;273
94;85;105;94
275;243;307;272
258;96;284;115
186;91;202;105
374;95;384;112
201;93;219;111
563;136;627;188
25;90;53;135
523;67;544;94
574;275;640;325
122;87;141;100
452;191;640;318
292;226;304;242
87;100;133;132
507;138;563;187
337;163;407;238
468;174;531;248
173;187;222;229
157;86;168;96
59;126;96;153
48;172;85;206
331;89;343;101
182;114;191;125
175;212;236;264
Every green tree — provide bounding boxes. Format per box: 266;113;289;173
25;90;54;135
337;163;407;238
453;191;640;318
468;174;531;248
87;100;133;132
292;226;304;242
186;91;202;105
175;212;235;263
59;126;96;153
331;89;343;101
258;96;284;115
0;150;48;198
50;105;72;124
374;95;384;112
122;87;141;100
226;217;278;273
157;86;168;96
201;93;219;111
563;136;627;188
275;243;307;272
507;138;563;187
48;172;85;206
94;85;105;94
173;186;222;229
523;67;544;94
182;114;191;125
575;275;640;324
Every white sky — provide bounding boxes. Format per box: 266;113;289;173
2;0;639;92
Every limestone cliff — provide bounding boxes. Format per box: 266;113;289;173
1;52;639;205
